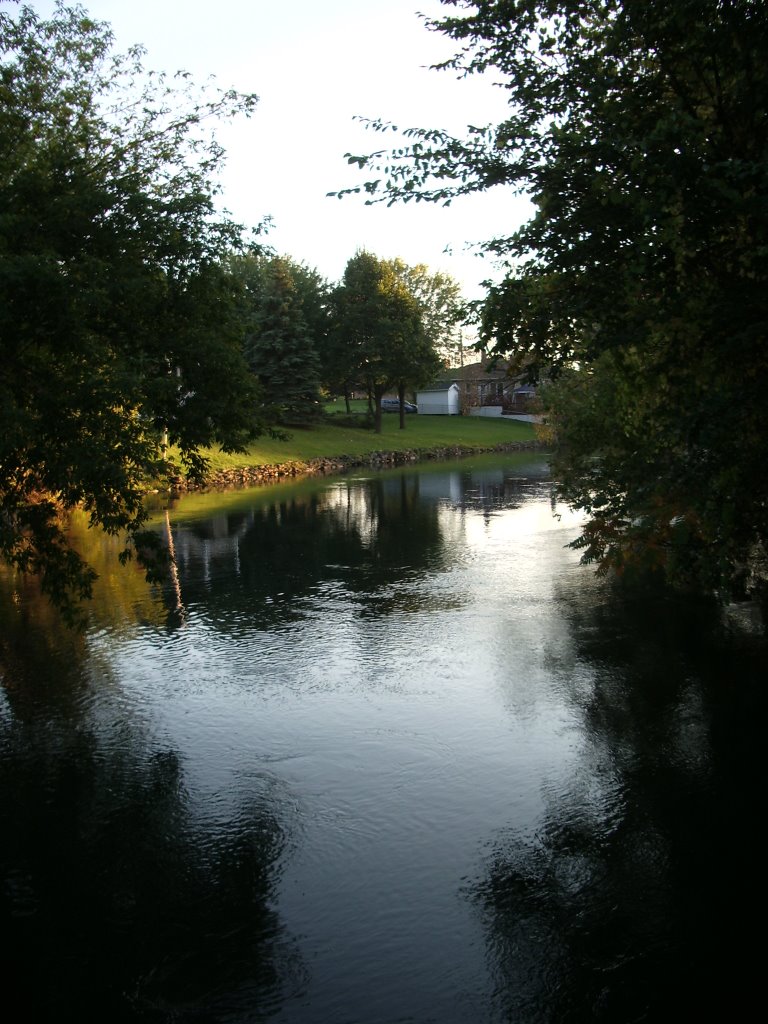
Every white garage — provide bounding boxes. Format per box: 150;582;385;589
415;383;460;415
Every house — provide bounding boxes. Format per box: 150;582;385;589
419;357;537;414
415;356;539;416
451;358;513;410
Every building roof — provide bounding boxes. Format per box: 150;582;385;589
416;382;459;394
447;359;511;382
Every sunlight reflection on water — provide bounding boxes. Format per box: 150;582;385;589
2;455;764;1021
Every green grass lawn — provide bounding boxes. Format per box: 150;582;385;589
188;407;538;474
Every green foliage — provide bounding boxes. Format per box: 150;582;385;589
234;253;324;425
331;252;421;431
330;252;444;431
287;260;334;368
0;2;264;619
389;259;467;366
342;0;768;601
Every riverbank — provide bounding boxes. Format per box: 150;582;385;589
180;439;547;492
165;415;546;492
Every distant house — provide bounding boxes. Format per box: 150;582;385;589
415;382;460;415
451;358;513;410
418;358;537;415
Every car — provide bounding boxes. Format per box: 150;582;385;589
381;398;418;413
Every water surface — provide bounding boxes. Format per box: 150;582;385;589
1;454;764;1021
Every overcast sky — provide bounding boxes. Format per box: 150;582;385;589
26;0;532;297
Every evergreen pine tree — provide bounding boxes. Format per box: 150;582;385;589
243;258;323;426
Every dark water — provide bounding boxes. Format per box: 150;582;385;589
1;454;764;1022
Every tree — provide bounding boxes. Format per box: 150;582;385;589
331;252;427;433
386;260;445;425
320;293;360;413
340;0;768;602
0;2;265;619
235;254;323;425
286;260;334;365
389;259;467;367
277;258;338;414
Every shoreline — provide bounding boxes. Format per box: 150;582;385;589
169;439;549;493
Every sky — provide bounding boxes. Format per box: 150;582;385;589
26;0;533;298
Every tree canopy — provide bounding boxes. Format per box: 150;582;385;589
342;0;768;602
331;252;435;432
389;259;466;367
0;2;264;618
234;253;324;426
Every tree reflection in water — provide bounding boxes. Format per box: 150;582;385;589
473;584;764;1022
4;457;763;1021
165;472;450;630
160;462;551;633
0;588;302;1022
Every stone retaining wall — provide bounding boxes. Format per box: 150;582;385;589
168;440;547;494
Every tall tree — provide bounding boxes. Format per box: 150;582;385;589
332;252;426;433
235;254;323;425
0;2;264;618
389;260;467;367
386;260;445;426
340;0;768;602
321;290;360;413
288;261;334;362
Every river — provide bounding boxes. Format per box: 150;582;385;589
0;452;764;1022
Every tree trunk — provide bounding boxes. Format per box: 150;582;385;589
398;381;406;429
373;383;385;434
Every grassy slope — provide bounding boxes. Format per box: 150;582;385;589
194;411;538;473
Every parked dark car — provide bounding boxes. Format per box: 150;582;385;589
381;398;418;413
